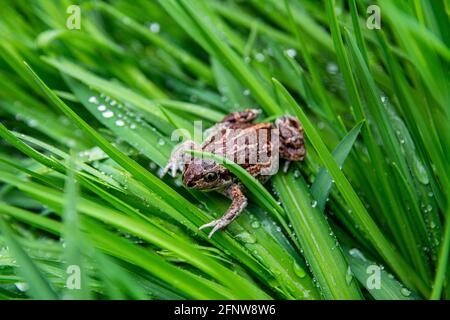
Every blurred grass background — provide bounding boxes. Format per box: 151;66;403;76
0;0;448;300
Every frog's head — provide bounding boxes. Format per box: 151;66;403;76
183;159;232;190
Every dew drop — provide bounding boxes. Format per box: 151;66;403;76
27;119;38;127
97;104;107;112
413;157;429;185
293;262;306;279
243;89;251;96
88;96;98;104
115;119;125;127
286;48;297;58
158;138;165;146
326;62;338;75
311;200;318;208
149;22;160;33
251;221;261;229
255;52;265;62
346;266;353;285
236;232;256;244
349;248;366;260
400;287;411;297
102;110;114;118
15;282;29;292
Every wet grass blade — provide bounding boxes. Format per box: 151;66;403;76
0;217;58;299
273;171;364;299
310;121;364;210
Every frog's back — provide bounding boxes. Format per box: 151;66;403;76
203;122;277;180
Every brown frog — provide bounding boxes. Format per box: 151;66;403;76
161;109;305;238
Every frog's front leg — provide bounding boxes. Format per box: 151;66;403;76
199;183;247;238
160;140;200;178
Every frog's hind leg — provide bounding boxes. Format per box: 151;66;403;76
275;115;306;172
221;108;261;125
199;183;247;238
160;140;200;178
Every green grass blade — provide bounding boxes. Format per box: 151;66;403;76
310;121;364;210
0;217;58;299
273;172;364;299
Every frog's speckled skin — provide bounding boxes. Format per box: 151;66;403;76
161;109;305;238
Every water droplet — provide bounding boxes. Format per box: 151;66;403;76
400;287;411;297
413;157;429;185
294;170;300;178
428;192;434;197
158;138;165;146
110;100;117;106
15;282;29;292
293;262;306;278
251;221;261;229
102;110;114;118
97;104;107;112
130;123;137;129
149;22;160;33
346;266;353;285
243;89;251;96
27;119;38;127
276;227;281;232
311;200;318;208
326;62;338;75
243;56;251;64
88;96;98;104
236;232;256;244
255;52;265;62
349;248;366;260
115;119;125;127
286;48;297;58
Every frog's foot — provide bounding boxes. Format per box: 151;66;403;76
160;140;200;178
199;183;247;238
199;219;227;239
275;115;306;163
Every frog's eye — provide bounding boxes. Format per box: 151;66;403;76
204;172;218;182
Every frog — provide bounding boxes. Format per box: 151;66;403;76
160;109;306;238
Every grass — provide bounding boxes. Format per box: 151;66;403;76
0;0;448;300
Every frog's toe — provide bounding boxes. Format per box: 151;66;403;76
207;223;224;239
160;162;175;178
199;219;218;231
199;219;226;238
